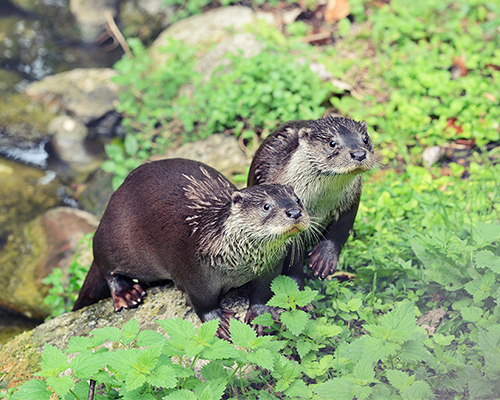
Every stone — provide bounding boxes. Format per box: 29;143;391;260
69;0;118;42
195;33;264;81
47;115;103;175
0;283;249;389
151;133;251;188
0;207;99;320
422;146;446;167
25;68;121;124
148;6;256;66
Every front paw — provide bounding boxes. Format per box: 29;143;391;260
245;304;280;336
307;241;338;279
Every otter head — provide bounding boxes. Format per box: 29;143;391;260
298;116;376;176
229;184;310;241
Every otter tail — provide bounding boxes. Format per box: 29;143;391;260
72;261;110;311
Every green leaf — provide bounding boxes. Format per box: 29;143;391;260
352;361;377;383
474;221;500;244
197;319;219;342
294;288;319;307
11;380;51;400
46;376;74;397
157;318;196;341
126;367;147;391
401;380;433;400
136;330;166;347
460;306;483;322
247;348;275;370
201;338;238;360
271;275;299;297
146;364;177;388
314;378;355;400
124;134;139;156
399;339;430;362
475;250;500;274
122;318;140;344
386;369;414;390
229;319;256;348
280;309;310;336
252;312;275;327
39;345;70;376
137;342;163;371
285;379;311;398
70;350;105;379
296;339;313;359
201;361;231;382
91;326;122;343
163;389;198;400
362;336;400;364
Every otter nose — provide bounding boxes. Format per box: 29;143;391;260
351;150;366;161
286;209;302;219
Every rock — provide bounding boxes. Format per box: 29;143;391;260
0;207;99;320
47;115;103;176
75;168;115;217
195;33;264;81
423;146;446;167
0;158;60;239
119;0;175;44
0;283;249;389
69;0;118;42
151;133;251;188
149;6;257;66
25;68;121;125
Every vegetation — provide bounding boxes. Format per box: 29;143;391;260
10;0;500;399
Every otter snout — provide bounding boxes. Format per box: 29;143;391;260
350;150;367;161
286;209;302;219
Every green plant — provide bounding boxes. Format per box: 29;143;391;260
103;37;199;189
7;276;322;400
42;233;94;318
173;48;330;140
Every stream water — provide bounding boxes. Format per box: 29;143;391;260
0;0;123;343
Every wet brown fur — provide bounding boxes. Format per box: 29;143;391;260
73;158;309;338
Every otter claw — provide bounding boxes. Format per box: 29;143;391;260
202;308;236;341
109;275;146;311
308;242;338;279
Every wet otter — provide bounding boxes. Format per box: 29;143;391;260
248;116;375;287
73;158;309;339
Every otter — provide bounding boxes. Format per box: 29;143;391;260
247;116;375;289
73;158;309;339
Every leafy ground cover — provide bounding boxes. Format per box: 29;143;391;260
5;0;500;399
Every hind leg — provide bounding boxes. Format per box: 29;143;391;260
108;275;146;311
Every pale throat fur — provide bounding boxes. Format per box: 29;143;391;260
182;169;293;279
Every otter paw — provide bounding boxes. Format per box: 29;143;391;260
109;275;146;311
307;242;338;279
245;305;280;336
202;308;236;341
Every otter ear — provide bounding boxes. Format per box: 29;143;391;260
232;192;244;205
360;120;368;131
298;127;310;139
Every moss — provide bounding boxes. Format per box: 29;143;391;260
0;330;41;389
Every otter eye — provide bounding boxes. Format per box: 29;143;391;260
363;136;369;145
263;203;271;211
329;140;337;148
295;197;301;204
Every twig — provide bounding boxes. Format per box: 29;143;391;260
104;10;132;58
88;378;96;400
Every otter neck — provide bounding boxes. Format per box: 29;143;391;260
199;211;292;279
281;147;360;224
